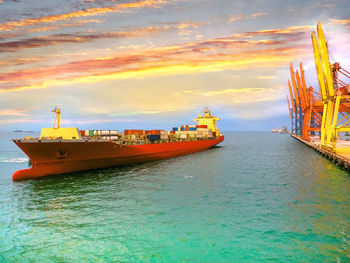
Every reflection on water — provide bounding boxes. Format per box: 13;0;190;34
0;132;349;262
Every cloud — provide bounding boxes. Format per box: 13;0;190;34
244;25;313;39
0;26;168;52
250;12;268;18
176;22;204;29
0;0;167;32
0;57;43;66
256;75;276;79
329;19;350;25
80;106;162;116
27;19;101;33
229;12;268;23
0;46;307;92
329;19;350;29
0;21;206;53
0;118;40;124
228;15;244;23
182;86;284;104
62;118;136;125
0;108;30;116
0;24;312;92
185;88;265;96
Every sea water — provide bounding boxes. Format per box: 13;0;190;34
0;131;349;262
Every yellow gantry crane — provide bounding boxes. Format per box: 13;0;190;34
312;22;350;153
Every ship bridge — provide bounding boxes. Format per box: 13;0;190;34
194;108;221;136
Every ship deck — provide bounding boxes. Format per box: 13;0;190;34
13;136;218;145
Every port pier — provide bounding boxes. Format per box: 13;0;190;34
291;135;350;171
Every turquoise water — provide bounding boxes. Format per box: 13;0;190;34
0;131;349;262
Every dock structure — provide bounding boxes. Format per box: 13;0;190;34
286;22;350;169
291;134;350;171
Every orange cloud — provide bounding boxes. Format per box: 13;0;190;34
0;24;311;92
0;26;168;52
229;15;244;23
0;119;40;124
28;26;59;33
250;12;268;18
329;19;350;25
27;19;101;33
176;22;204;29
329;19;350;28
245;25;313;36
62;118;136;125
0;0;167;31
229;12;268;23
0;21;207;53
0;57;43;67
0;108;29;116
0;46;307;92
256;75;276;79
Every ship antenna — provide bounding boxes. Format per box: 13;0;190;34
52;106;61;129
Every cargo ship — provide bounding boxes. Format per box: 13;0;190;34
12;107;224;181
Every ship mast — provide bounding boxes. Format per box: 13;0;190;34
52;106;61;129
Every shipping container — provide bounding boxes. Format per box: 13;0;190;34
196;125;207;128
147;134;161;141
79;130;85;137
152;130;162;135
89;130;94;136
124;130;144;135
180;134;187;139
161;134;168;140
189;127;197;131
172;127;178;131
110;130;119;135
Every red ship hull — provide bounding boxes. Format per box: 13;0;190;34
12;136;224;181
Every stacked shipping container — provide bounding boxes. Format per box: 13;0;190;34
79;130;121;141
78;124;216;144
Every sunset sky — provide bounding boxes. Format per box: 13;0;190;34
1;0;349;131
